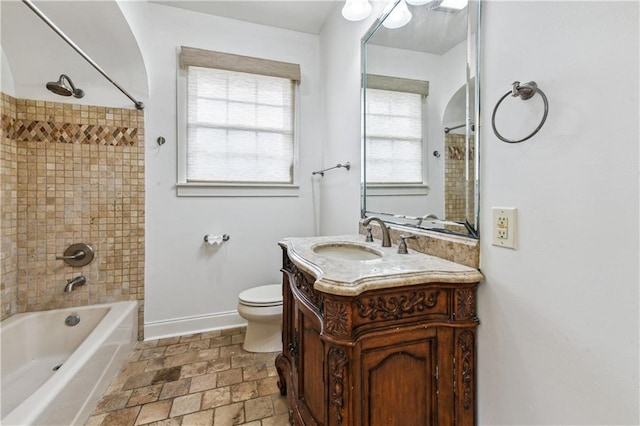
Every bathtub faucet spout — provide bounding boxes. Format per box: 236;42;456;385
64;276;86;293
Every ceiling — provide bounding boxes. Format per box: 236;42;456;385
152;1;471;54
369;3;469;54
150;1;341;34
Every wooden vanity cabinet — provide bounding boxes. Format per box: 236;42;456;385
276;248;480;426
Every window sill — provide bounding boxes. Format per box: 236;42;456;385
176;182;300;197
365;184;429;196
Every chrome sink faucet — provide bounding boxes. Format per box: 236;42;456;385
362;217;391;247
64;276;86;293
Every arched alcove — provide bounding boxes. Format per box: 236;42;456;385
441;77;476;225
1;0;148;108
442;77;476;134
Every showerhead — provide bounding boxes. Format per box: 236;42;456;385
46;80;72;96
46;74;84;99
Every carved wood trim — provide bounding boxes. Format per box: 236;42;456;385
282;252;293;271
356;290;440;320
275;353;288;397
455;289;476;319
458;331;474;410
290;264;320;307
328;346;348;426
325;301;351;336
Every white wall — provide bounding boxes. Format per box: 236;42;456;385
321;0;639;423
1;1;148;108
1;46;15;95
478;1;638;423
119;2;323;339
318;4;383;235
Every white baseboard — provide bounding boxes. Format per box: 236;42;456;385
144;310;247;341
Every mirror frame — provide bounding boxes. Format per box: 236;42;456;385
360;0;481;239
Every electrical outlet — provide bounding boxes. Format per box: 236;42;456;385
492;207;517;249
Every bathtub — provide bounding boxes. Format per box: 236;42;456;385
1;301;138;426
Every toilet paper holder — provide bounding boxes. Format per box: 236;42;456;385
204;234;230;244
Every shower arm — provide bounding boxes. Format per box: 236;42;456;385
21;0;145;110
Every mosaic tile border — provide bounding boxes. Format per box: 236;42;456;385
2;115;138;146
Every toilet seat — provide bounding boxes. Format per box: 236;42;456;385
238;284;282;307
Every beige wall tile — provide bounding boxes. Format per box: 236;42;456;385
0;93;146;338
1;93;18;320
444;133;476;226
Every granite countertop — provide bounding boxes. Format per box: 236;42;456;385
279;234;484;296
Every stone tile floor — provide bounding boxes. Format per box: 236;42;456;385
86;327;290;426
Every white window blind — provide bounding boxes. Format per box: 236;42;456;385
178;47;301;191
187;67;295;183
366;88;424;184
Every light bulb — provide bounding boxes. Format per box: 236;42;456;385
382;0;412;29
342;0;372;21
406;0;431;5
439;0;468;9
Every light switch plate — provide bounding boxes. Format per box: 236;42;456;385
492;207;517;249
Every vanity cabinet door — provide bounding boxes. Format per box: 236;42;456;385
295;303;326;425
355;327;441;426
277;270;295;398
283;261;326;426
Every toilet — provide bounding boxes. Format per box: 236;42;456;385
237;284;283;353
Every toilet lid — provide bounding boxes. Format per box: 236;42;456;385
239;284;282;306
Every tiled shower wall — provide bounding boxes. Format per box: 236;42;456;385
445;133;475;227
1;94;18;320
0;92;145;339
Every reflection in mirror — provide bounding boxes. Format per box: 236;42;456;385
361;0;480;237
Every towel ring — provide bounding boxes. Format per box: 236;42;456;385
492;81;549;144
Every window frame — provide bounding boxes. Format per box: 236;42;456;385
176;47;301;197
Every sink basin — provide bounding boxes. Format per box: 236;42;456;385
312;243;383;261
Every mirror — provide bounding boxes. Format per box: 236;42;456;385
361;0;480;237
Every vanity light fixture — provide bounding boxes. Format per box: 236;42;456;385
382;0;412;29
341;0;372;21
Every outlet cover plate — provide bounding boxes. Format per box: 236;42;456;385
492;207;517;249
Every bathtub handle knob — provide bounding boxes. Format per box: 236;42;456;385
56;251;85;260
56;243;94;267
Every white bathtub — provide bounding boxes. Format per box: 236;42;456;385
1;301;138;425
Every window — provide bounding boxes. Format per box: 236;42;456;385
177;47;301;197
366;89;424;183
364;74;429;191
